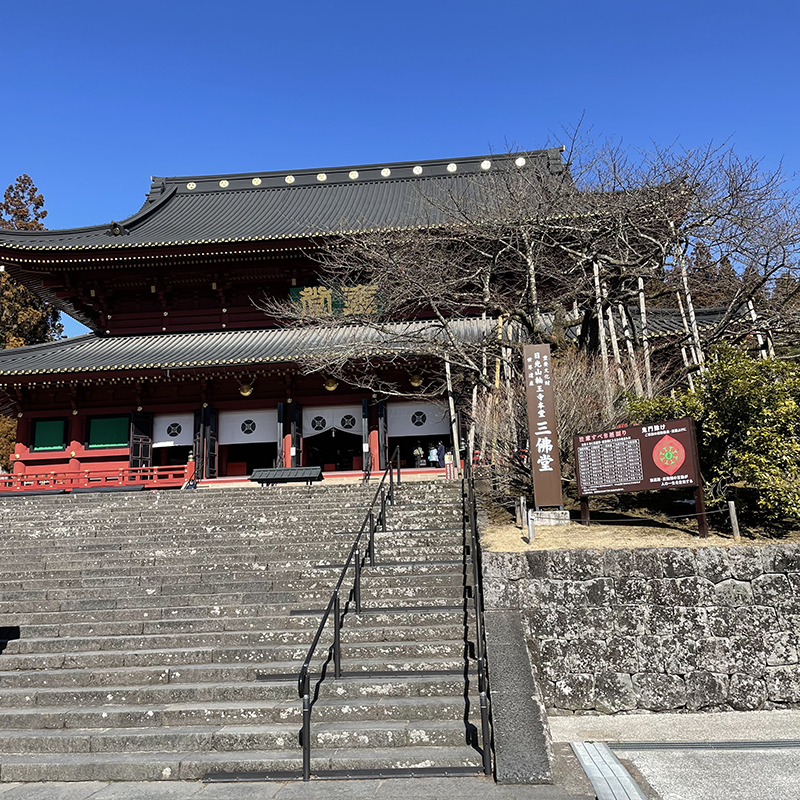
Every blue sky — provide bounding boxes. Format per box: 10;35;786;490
2;0;798;337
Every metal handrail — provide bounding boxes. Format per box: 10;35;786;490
463;457;493;776
297;445;401;781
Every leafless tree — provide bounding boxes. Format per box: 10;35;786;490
259;133;800;496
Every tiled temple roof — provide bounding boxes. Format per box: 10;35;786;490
0;151;566;253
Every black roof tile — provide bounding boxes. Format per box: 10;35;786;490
0;318;491;379
0;151;566;253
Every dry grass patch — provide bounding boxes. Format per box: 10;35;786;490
481;514;800;552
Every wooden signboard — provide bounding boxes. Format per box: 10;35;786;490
573;417;707;536
523;344;563;509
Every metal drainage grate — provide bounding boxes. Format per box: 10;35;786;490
571;742;647;800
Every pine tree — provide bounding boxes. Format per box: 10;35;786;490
0;175;63;469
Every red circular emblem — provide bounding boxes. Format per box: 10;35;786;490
652;434;686;475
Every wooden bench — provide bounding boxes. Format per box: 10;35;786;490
249;467;324;486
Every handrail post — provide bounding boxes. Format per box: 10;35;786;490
380;487;387;532
395;447;401;485
333;593;342;679
354;545;362;613
301;672;311;781
388;462;394;505
368;510;375;567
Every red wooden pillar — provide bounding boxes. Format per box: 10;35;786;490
68;413;85;472
13;416;30;475
282;402;292;468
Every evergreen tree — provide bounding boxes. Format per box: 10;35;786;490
0;175;63;469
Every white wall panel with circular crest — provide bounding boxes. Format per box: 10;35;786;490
218;410;278;445
153;413;195;448
302;405;363;438
387;402;450;437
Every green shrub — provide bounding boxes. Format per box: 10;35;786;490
627;346;800;520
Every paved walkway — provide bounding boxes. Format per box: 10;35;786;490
0;777;588;800
551;709;800;800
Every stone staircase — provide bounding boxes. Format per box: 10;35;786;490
0;480;486;782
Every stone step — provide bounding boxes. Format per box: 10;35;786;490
0;657;472;689
0;745;483;781
0;605;468;630
0;492;462;520
0;638;467;671
0;514;463;533
3;608;467;638
0;694;472;730
0;571;465;593
0;484;458;506
0;673;472;708
3;623;465;655
0;561;465;583
0;718;478;754
0;593;466;619
0;532;464;553
0;585;464;610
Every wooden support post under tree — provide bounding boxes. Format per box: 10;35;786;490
680;345;696;392
619;303;644;396
747;299;768;360
580;496;590;526
593;262;613;417
444;355;462;477
638;276;653;398
602;283;626;389
676;244;705;371
593;262;610;373
677;292;700;368
468;382;478;464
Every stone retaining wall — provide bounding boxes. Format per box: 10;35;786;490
482;545;800;714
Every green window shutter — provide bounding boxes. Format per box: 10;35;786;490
32;419;67;451
87;416;130;448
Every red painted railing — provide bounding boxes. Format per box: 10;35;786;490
0;462;195;493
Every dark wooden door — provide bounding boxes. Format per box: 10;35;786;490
205;408;219;479
377;400;387;470
129;412;154;469
193;409;204;479
291;403;303;467
361;399;371;474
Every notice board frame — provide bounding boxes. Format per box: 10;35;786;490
573;417;707;537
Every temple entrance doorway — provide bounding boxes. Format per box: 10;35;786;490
386;401;453;468
304;429;363;471
222;443;278;476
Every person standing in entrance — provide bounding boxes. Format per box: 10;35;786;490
413;440;425;468
428;443;438;468
437;440;446;468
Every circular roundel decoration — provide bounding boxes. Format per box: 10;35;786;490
411;411;427;427
340;414;356;430
241;419;257;435
166;423;182;438
311;416;327;431
652;434;686;476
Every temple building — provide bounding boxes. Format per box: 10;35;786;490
0;151;565;485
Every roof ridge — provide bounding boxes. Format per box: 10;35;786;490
153;149;564;187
